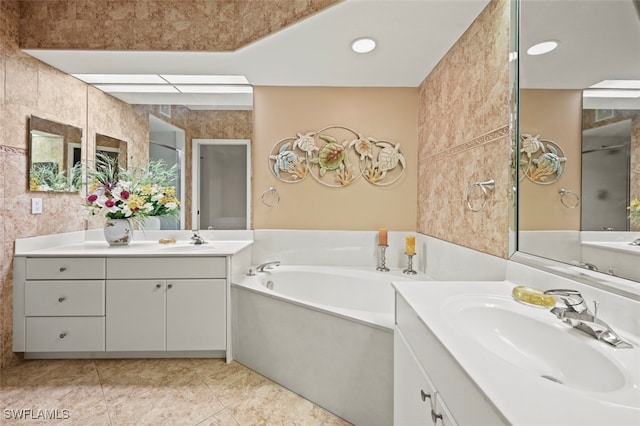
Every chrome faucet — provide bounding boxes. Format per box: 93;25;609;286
630;238;640;246
543;289;632;348
190;229;206;245
256;261;281;272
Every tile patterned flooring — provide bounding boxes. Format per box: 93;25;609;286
0;358;353;425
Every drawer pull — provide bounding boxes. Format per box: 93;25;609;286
59;267;67;272
420;389;431;402
155;283;162;289
58;297;66;303
167;283;173;289
431;409;443;424
59;332;67;339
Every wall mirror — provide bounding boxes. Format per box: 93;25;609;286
518;0;640;284
96;133;128;171
28;115;83;192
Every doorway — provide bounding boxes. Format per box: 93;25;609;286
192;139;251;230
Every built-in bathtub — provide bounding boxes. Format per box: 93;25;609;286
232;265;430;426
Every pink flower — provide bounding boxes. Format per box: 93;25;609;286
120;190;130;200
87;194;98;203
105;199;115;208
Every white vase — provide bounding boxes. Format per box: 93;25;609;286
104;219;133;246
140;216;161;230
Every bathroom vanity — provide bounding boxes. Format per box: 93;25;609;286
393;278;640;426
13;231;252;361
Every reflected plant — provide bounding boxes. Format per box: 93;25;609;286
29;162;82;192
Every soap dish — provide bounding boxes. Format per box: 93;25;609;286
512;285;556;308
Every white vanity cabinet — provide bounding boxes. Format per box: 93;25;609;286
23;257;106;352
394;327;457;426
106;257;227;352
394;292;505;426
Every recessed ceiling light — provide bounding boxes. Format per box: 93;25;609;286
583;89;640;98
526;40;559;56
72;74;165;84
589;80;640;89
351;37;376;54
94;84;179;93
161;75;250;85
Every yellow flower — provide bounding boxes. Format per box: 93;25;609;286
630;199;640;210
140;184;154;196
127;194;146;209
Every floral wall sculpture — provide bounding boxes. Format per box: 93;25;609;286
268;125;406;188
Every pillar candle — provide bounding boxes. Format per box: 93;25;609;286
378;228;388;246
406;236;416;255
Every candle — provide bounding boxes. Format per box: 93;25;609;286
378;228;388;246
406;236;416;255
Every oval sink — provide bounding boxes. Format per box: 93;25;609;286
445;295;627;392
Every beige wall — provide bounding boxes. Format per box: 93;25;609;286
417;0;512;258
253;86;418;231
519;89;582;231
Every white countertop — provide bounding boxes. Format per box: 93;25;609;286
393;280;640;426
582;241;640;256
14;230;253;257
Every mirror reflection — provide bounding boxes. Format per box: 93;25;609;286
29;115;82;192
96;133;128;171
519;0;640;282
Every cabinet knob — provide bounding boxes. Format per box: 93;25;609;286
59;267;67;272
58;296;66;303
155;283;162;289
420;389;431;402
167;283;173;289
59;332;67;339
431;409;443;424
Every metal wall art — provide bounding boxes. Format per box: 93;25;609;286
519;134;567;184
268;125;406;188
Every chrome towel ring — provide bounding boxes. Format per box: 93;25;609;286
559;188;580;208
261;186;280;207
466;179;495;212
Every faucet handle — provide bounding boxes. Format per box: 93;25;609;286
543;289;587;312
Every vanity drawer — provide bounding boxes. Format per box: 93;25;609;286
26;317;105;352
106;257;226;279
26;257;105;280
25;280;105;316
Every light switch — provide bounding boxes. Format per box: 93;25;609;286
31;198;43;214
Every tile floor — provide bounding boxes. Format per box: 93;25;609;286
0;358;353;425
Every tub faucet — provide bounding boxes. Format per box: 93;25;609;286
256;261;281;272
190;229;206;245
543;289;632;348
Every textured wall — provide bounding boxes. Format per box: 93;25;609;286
19;0;340;50
253;86;418;231
417;0;511;258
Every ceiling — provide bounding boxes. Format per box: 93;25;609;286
520;0;640;109
23;0;490;109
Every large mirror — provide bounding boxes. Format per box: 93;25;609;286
518;0;640;283
29;115;83;192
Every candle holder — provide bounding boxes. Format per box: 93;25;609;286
376;245;390;272
403;252;417;275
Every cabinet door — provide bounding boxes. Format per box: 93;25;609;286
166;279;225;351
106;280;165;351
394;327;436;426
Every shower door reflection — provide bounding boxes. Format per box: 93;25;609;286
195;139;251;230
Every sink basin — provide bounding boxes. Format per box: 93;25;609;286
444;294;627;392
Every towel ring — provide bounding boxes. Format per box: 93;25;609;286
466;179;495;212
261;186;280;207
559;189;580;208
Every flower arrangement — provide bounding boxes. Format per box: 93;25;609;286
84;154;180;223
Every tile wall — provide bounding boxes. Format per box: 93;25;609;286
18;0;340;51
417;0;512;259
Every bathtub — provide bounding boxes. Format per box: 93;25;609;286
232;265;430;426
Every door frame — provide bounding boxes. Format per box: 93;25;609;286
192;139;251;231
